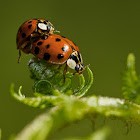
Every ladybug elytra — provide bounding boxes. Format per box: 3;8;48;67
31;34;84;74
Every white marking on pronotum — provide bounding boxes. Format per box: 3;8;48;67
38;23;47;30
67;59;76;70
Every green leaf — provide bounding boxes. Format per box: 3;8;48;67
10;58;93;108
11;110;54;140
33;80;53;95
122;53;140;104
28;58;93;96
75;67;94;97
12;92;140;140
11;54;140;139
10;84;59;108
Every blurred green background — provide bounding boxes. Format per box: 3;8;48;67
0;0;140;139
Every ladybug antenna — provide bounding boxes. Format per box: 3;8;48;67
55;30;60;33
83;64;90;71
73;64;90;75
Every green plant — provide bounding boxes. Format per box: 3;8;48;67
6;53;140;140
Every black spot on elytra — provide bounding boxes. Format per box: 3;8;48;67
43;53;50;60
22;33;26;38
28;24;32;29
57;54;64;59
61;36;66;38
28;21;32;23
62;47;67;52
34;47;40;54
37;41;43;45
46;44;50;49
56;38;61;42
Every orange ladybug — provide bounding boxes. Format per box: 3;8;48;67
16;19;58;62
31;34;84;75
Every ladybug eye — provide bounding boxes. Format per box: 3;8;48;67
75;65;80;71
80;67;83;71
47;26;50;31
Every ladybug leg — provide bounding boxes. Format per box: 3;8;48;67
28;57;40;66
42;65;52;73
28;61;34;66
29;34;34;50
73;71;82;75
29;33;41;50
73;71;77;75
79;71;83;74
42;67;48;73
63;64;68;82
58;65;63;70
17;50;21;63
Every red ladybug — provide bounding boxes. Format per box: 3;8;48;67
31;34;84;75
16;19;58;62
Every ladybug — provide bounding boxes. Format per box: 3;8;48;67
31;34;84;75
16;19;58;62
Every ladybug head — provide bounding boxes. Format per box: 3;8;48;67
67;51;84;72
37;20;55;34
47;22;60;34
46;21;55;34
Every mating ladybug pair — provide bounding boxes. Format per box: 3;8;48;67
16;19;85;75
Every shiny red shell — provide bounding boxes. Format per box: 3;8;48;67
31;34;79;64
16;19;54;54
